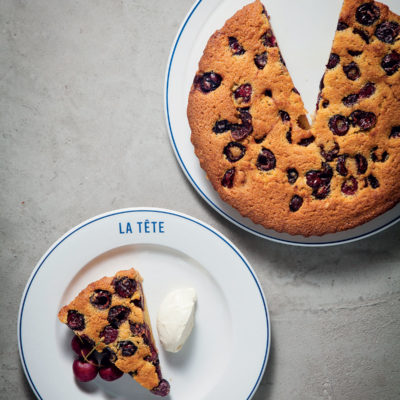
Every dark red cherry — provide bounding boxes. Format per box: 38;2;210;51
264;89;272;97
80;335;95;348
353;28;370;44
90;290;111;310
102;347;117;364
129;322;147;337
231;123;250;140
71;336;83;355
320;142;340;161
337;20;349;30
107;306;130;328
381;51;400;76
256;148;276;171
279;110;290;122
289;195;303;212
132;297;144;309
358;82;376;99
223;142;246;162
327;53;340;69
341;176;358;195
67;310;85;331
329;115;350;136
355;154;368;174
230;108;253;140
375;21;400;44
367;174;380;188
79;346;96;363
286;129;292;144
343;62;360;81
73;359;98;382
228;36;245;55
239;107;251;125
342;94;359;107
306;171;322;188
356;3;380;26
322;100;330;108
118;341;137;357
151;379;171;397
261;29;277;47
298;136;315;147
99;365;123;381
371;147;389;162
390;126;400;138
100;325;119;344
370;147;379;162
194;72;222;93
234;84;252;103
306;163;332;200
336;155;348;176
348;50;363;56
321;162;333;180
349;110;377;130
213;120;231;134
381;151;389;162
113;277;137;298
287;168;298;184
221;168;235;188
254;52;268;69
231;124;252;141
254;134;266;144
313;184;330;200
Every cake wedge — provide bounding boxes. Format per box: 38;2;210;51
58;268;170;396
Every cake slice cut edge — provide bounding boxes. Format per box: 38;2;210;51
58;268;170;397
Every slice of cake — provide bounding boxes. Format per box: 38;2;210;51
187;0;400;236
58;268;170;397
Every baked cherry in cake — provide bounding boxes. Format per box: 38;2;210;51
187;0;400;236
58;268;170;396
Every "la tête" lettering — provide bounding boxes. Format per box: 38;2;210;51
119;220;165;234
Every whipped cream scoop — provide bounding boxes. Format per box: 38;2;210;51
156;288;197;353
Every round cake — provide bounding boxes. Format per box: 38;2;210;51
187;0;400;236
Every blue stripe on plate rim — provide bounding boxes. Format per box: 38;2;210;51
164;0;400;246
18;208;270;400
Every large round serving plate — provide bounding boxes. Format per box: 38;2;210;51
165;0;400;246
18;208;270;400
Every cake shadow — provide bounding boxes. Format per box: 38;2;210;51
209;203;400;278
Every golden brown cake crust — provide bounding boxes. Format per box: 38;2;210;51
58;268;168;392
187;0;400;236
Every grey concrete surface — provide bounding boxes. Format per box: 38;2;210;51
1;1;399;399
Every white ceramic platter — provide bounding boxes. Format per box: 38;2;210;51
165;0;400;246
18;208;270;400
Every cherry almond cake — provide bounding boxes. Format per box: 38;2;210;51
58;268;170;396
187;0;400;236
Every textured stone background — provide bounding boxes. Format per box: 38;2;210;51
1;1;399;399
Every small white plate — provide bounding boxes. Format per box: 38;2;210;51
18;208;270;400
164;0;400;246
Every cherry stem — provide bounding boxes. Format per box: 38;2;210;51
75;334;104;367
